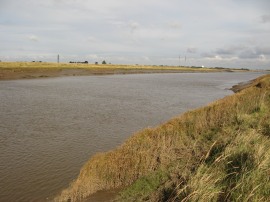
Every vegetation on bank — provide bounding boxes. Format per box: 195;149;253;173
56;74;270;202
0;62;253;80
1;62;237;80
0;61;247;72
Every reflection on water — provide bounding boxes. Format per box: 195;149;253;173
0;72;264;201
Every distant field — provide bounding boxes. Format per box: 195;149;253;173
0;61;215;70
0;62;247;80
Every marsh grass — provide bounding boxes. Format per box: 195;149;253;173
55;74;270;202
0;61;216;71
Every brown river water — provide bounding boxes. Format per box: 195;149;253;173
0;72;265;202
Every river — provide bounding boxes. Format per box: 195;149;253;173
0;72;265;201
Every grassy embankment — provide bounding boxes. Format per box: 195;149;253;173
0;61;226;71
0;62;244;80
56;74;270;202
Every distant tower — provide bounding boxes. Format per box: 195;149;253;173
57;54;60;63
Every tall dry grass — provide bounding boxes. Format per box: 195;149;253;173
0;61;217;71
55;74;270;202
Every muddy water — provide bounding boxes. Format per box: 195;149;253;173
0;72;264;201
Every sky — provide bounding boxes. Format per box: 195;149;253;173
0;0;270;69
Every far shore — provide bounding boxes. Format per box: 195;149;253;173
0;62;250;80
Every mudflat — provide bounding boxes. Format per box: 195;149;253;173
0;62;243;80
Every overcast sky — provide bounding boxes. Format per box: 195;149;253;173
0;0;270;69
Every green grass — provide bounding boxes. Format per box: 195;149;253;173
55;74;270;202
117;169;169;202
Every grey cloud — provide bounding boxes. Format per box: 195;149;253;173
256;47;270;55
201;52;232;59
87;36;97;42
187;47;197;53
238;46;270;59
261;15;270;23
168;21;181;29
201;52;216;58
109;21;125;27
202;45;270;60
129;21;140;32
213;45;270;59
212;45;270;59
238;49;259;59
216;48;235;55
215;45;246;55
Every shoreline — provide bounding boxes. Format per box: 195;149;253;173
84;75;266;202
0;68;222;80
55;74;270;201
86;74;268;202
230;73;268;92
0;62;249;81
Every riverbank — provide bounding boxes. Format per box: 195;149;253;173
0;62;247;80
55;74;270;202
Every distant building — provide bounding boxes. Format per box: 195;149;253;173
69;61;88;64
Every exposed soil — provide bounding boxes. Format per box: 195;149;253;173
0;68;214;80
230;80;254;92
84;188;121;202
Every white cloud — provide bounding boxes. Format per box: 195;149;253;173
27;35;39;42
0;0;270;69
168;21;182;29
259;54;266;61
142;56;150;61
128;21;140;33
87;36;97;42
